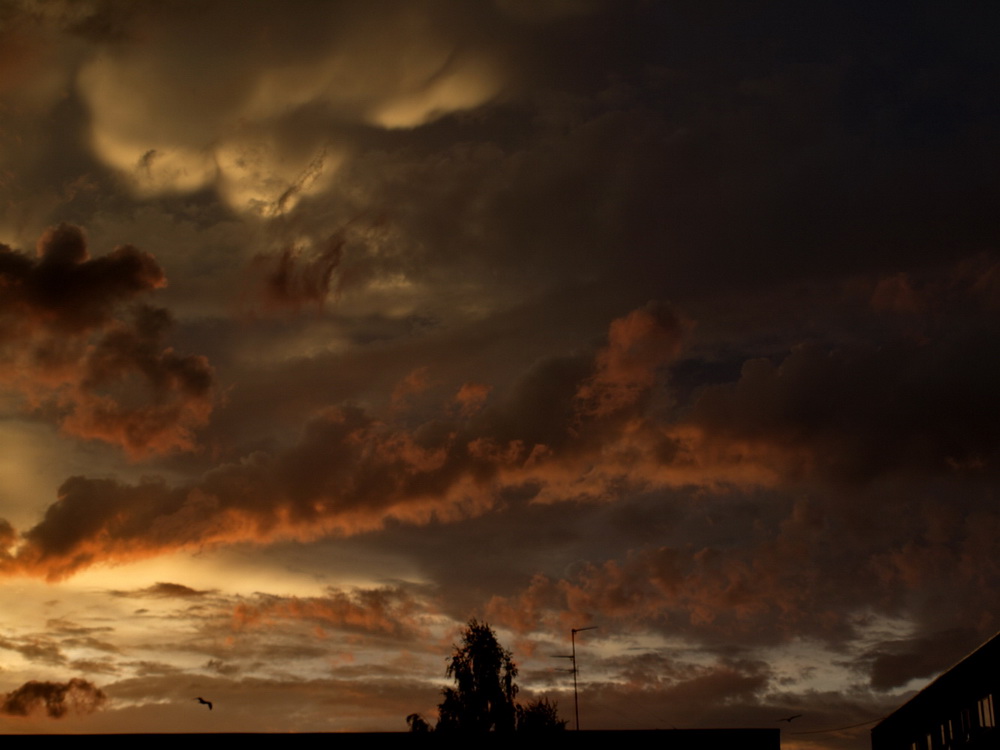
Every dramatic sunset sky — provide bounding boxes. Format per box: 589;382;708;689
0;1;998;746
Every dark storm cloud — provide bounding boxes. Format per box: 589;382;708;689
0;224;214;456
487;506;865;647
682;256;1000;483
66;304;214;456
0;223;163;334
4;261;1000;621
0;677;106;718
0;303;685;579
477;254;1000;651
285;0;1000;333
860;628;984;691
487;473;1000;652
523;651;834;735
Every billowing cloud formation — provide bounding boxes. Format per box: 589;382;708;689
74;1;504;211
575;302;685;417
1;678;106;718
0;303;684;579
5;274;1000;594
488;523;859;646
0;223;163;334
0;224;214;456
484;474;1000;654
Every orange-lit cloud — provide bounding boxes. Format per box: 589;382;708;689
232;586;428;639
454;382;492;415
575;301;684;417
0;225;214;457
391;366;432;410
487;480;1000;654
5;278;1000;584
0;304;686;579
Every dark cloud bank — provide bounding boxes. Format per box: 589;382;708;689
1;678;106;719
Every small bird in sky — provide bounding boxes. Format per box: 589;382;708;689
195;697;213;710
777;714;802;723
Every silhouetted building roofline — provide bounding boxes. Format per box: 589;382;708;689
871;631;1000;750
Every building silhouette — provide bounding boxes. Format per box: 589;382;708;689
871;632;999;750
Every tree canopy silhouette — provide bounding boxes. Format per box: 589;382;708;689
517;696;568;733
437;619;518;733
409;619;565;734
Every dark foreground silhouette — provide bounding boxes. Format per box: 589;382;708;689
407;619;566;734
13;730;780;749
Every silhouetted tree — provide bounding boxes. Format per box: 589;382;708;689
516;696;567;733
406;713;432;732
435;619;518;733
407;619;566;734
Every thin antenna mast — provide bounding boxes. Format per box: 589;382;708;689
565;625;597;730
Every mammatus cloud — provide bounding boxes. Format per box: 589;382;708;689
73;2;505;211
0;224;214;456
0;678;106;718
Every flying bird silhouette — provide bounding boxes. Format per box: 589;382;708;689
195;697;213;710
777;714;802;723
